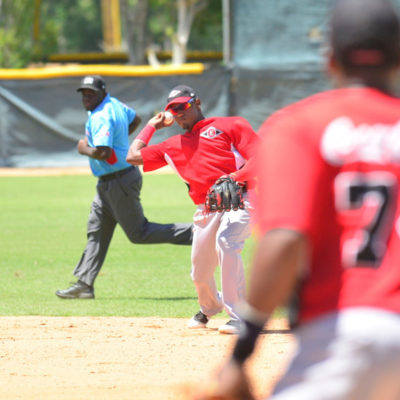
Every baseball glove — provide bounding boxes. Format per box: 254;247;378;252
205;175;245;213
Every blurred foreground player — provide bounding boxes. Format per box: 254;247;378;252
197;0;400;398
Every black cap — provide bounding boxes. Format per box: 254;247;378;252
77;75;106;92
165;85;197;110
330;0;400;68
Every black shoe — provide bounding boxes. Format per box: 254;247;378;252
188;310;209;328
218;319;241;334
55;280;94;299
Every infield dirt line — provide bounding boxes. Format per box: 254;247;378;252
0;165;174;177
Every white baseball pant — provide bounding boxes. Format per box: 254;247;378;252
190;193;253;320
270;307;400;400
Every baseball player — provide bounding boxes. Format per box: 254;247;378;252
126;85;259;334
55;75;193;299
195;0;400;398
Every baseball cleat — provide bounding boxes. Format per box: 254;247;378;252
188;311;209;328
55;280;95;299
218;319;241;335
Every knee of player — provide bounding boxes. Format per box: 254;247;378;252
190;268;212;284
216;234;244;253
126;229;147;244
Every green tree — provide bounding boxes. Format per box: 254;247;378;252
170;0;209;64
122;0;222;65
0;0;36;67
0;0;222;68
121;0;149;64
44;0;102;53
0;0;59;68
189;0;222;51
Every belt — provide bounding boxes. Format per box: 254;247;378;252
99;166;135;182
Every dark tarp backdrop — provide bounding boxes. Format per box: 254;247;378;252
4;0;400;167
0;67;229;167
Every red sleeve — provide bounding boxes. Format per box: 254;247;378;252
255;110;322;235
231;157;256;184
140;142;168;172
229;117;260;183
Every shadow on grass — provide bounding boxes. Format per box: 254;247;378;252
138;296;197;301
100;296;197;301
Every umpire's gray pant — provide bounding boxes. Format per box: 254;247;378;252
74;166;193;286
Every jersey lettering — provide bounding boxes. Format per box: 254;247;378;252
321;117;400;166
335;171;397;268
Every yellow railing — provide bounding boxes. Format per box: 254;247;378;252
47;51;223;63
0;63;205;80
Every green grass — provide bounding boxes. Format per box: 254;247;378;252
0;173;255;317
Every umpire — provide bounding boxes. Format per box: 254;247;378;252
55;75;193;299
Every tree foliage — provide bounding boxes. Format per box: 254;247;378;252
0;0;222;68
121;0;220;65
170;0;209;64
189;0;222;51
146;1;222;52
121;0;149;64
0;0;58;67
46;0;102;53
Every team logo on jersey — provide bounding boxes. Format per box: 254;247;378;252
200;127;223;139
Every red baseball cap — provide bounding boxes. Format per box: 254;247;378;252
165;85;197;110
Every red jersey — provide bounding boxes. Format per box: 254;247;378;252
256;87;400;325
141;116;259;205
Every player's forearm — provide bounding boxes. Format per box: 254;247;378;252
126;123;158;165
247;229;307;315
77;140;110;160
126;139;145;165
230;157;255;184
231;229;306;365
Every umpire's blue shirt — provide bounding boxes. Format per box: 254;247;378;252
85;94;136;177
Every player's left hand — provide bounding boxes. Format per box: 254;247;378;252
205;175;245;213
190;360;255;400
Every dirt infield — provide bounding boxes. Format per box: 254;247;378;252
0;317;294;400
0;166;92;176
0;165;173;177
